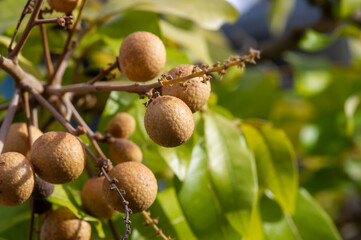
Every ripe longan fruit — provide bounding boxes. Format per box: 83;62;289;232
3;122;43;158
163;64;211;112
41;207;91;240
32;175;54;199
118;31;166;82
103;162;157;213
0;152;35;206
30;131;85;184
109;138;142;164
47;0;80;14
81;177;117;219
144;96;194;147
108;112;136;138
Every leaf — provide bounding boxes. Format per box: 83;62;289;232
97;0;238;30
177;142;242;239
340;0;361;18
203;112;258;235
0;204;30;233
241;122;298;213
0;0;27;34
269;0;295;35
344;94;360;136
260;189;342;240
299;29;335;52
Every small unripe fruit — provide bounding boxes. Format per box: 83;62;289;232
3;122;43;158
81;177;117;219
144;96;194;147
108;112;136;138
32;175;54;199
32;198;52;215
109;138;142;164
41;207;91;240
103;162;157;213
0;152;35;206
163;64;211;112
47;0;80;14
118;31;166;82
30;131;85;184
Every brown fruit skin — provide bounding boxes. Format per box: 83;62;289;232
109;138;142;164
163;64;211;112
81;177;117;219
118;31;166;82
47;0;80;14
103;162;157;213
0;152;35;206
41;207;91;240
144;96;194;147
30;131;85;184
108;112;136;138
3;123;43;158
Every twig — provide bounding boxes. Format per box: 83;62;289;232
108;219;120;240
0;102;10;111
0;89;20;153
48;0;88;86
47;49;260;95
141;211;170;240
21;91;33;149
39;14;54;76
8;0;45;60
34;16;74;26
27;198;35;240
8;0;32;55
87;61;118;85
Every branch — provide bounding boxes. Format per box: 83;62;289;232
141;211;171;240
87;61;118;85
8;0;45;60
47;49;260;95
0;89;21;153
34;16;74;26
39;22;54;77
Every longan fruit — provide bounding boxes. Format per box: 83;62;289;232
144;96;194;147
30;131;85;184
32;175;54;199
0;152;35;206
162;64;211;112
41;207;91;240
47;0;80;14
109;138;142;164
3;122;43;158
108;112;136;138
81;177;117;219
118;31;166;82
103;162;157;213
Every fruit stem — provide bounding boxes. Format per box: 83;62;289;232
21;91;34;150
39;12;54;77
108;219;120;240
141;211;171;240
0;88;20;153
87;61;118;85
27;197;35;240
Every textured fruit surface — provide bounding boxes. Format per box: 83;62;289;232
144;96;194;147
0;152;35;206
3;122;43;157
47;0;80;14
118;31;166;82
81;177;117;219
32;175;54;199
108;112;136;138
30;131;85;184
163;64;211;112
109;138;142;164
41;207;91;240
103;162;157;213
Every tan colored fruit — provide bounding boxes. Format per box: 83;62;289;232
47;0;80;14
0;152;35;206
30;131;85;184
109;138;142;164
144;96;194;147
108;112;136;138
163;64;211;112
118;31;166;82
103;162;157;213
3;122;43;158
81;177;117;219
41;207;91;240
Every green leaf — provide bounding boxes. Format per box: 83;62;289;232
299;29;335;52
0;204;30;233
177;142;242;239
269;0;295;35
0;0;27;34
97;0;238;30
340;0;361;18
344;94;360;136
260;189;342;240
203;112;258;235
241;122;298;213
